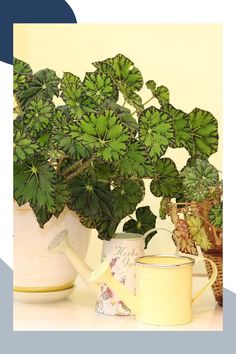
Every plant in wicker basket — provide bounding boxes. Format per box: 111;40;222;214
158;159;223;306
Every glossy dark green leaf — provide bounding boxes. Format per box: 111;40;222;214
78;111;129;161
115;141;152;177
68;175;112;219
146;80;169;106
102;100;138;133
139;106;173;158
13;57;33;93
23;98;54;134
123;206;157;248
30;204;52;228
54;177;70;218
163;104;193;150
18;68;60;107
150;158;181;197
14;160;56;212
93;54;143;91
96;217;120;240
112;180;144;219
13;131;38;162
93;54;143;110
189;108;218;157
83;71;118;104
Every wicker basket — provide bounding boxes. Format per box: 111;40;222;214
203;250;223;306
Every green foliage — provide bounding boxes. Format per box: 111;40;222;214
150;158;181;197
209;202;223;228
78;111;130;161
112;180;144;219
24;98;54;134
13;54;220;241
13;131;38;162
68;175;112;219
123;206;157;248
189;108;218;157
146;80;169;106
163;104;193;151
181;159;219;202
17;68;60;108
115;141;152;177
139;106;173;158
14;160;56;212
14;58;33;93
93;53;144;111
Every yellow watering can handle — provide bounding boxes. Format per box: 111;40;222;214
192;258;218;304
143;228;179;255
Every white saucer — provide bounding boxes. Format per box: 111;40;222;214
14;285;75;304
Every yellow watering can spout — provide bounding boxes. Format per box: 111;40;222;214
89;260;138;315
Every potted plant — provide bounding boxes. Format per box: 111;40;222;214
166;159;223;306
14;54;220;305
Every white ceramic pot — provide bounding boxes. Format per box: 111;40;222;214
95;233;145;316
14;202;91;301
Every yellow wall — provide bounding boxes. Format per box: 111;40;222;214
14;24;222;268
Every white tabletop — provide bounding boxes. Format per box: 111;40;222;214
14;275;223;331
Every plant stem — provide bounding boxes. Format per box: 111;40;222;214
131;96;154;116
66;157;95;180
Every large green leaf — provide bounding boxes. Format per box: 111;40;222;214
60;72;84;118
189;108;218;157
93;54;143;91
53;121;91;160
83;71;118;104
86;161;117;182
146;80;169;106
54;177;70;217
139;106;173;158
30;204;53;228
68;175;112;219
112;180;144;219
181;159;219;202
18;68;60;108
78;111;129;161
150;158;181;197
93;54;143;110
102;100;138;134
96;216;120;241
163;104;193;150
123;206;157;248
14;160;56;212
23;98;54;134
115;141;152;177
13;130;38;162
13;58;33;93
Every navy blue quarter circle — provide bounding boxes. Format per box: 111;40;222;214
0;0;77;64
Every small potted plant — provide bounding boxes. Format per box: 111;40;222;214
167;159;223;306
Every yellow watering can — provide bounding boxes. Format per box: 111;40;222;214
49;228;217;326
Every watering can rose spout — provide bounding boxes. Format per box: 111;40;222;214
89;259;138;314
